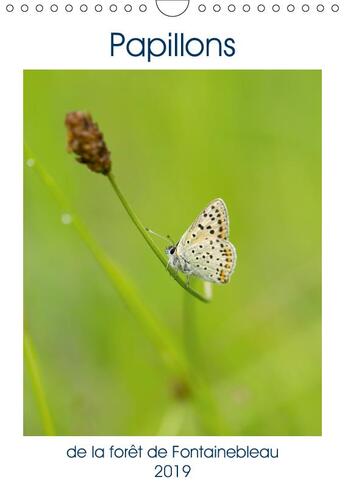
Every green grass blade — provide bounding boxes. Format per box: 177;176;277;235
24;328;56;435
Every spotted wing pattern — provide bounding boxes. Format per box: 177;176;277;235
176;198;236;284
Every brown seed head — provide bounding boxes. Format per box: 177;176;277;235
65;111;111;174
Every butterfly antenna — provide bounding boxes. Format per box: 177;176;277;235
145;228;174;245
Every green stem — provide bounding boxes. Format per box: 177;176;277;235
24;328;56;435
183;282;200;370
107;172;210;303
181;284;225;434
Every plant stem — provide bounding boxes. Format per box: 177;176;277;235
107;172;210;303
24;328;56;435
183;281;200;370
181;283;225;434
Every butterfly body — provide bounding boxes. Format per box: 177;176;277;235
166;198;236;284
165;245;193;275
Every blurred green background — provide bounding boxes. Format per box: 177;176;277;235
24;70;321;436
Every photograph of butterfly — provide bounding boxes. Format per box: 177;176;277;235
24;70;321;436
148;198;236;285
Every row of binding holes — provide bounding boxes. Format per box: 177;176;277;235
5;3;340;12
5;4;148;12
198;4;340;12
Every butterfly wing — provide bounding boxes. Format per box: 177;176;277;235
176;198;236;284
178;198;229;248
181;239;236;283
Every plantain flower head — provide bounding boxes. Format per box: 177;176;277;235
65;111;111;174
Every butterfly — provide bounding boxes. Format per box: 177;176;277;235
165;198;237;284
